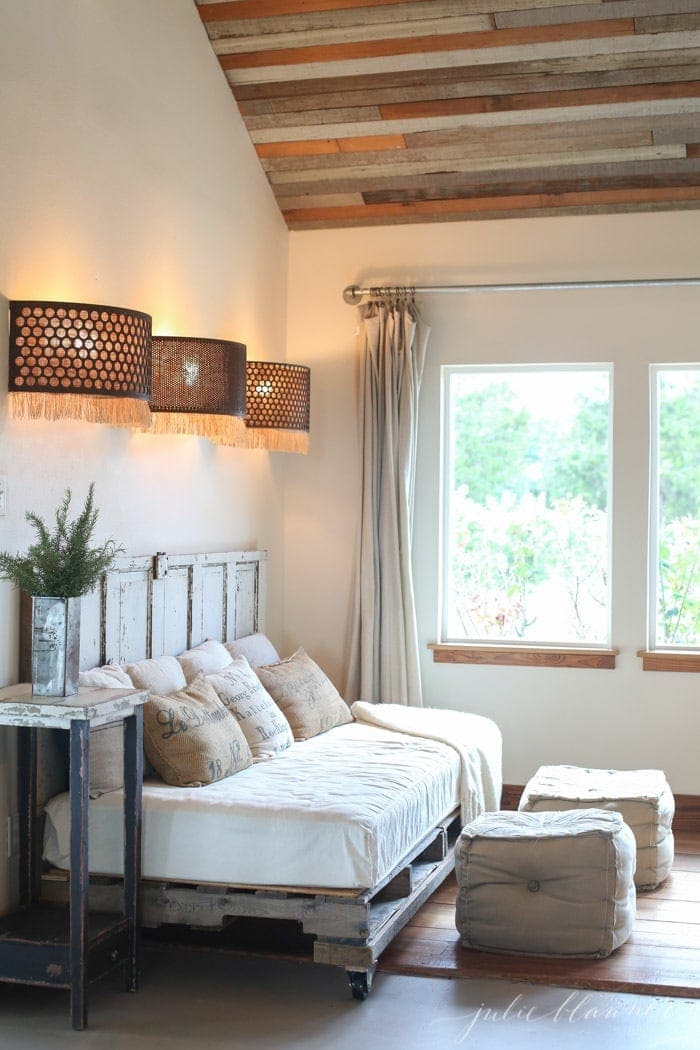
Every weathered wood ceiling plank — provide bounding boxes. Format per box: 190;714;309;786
403;109;700;144
223;31;700;85
195;0;700;227
256;133;408;157
281;184;700;227
266;149;695;197
276;192;368;209
258;115;700;184
237;64;700;115
198;0;698;35
232;47;700;99
267;158;696;196
361;165;700;202
495;0;700;29
205;1;699;49
212;15;495;54
274;154;698;203
200;3;486;41
197;0;448;19
243;79;700;131
249;98;700;143
208;4;700;57
653;119;700;139
197;1;607;37
220;21;638;72
286;199;700;230
379;78;700;118
635;12;700;31
260;129;661;175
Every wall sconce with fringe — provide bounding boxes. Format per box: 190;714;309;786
148;336;247;445
8;300;152;427
245;362;310;454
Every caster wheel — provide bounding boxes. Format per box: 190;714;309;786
347;968;374;1001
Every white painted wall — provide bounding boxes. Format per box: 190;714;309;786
0;0;289;910
285;212;700;795
0;1;698;923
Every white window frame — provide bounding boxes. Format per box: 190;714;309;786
439;362;614;648
648;363;700;653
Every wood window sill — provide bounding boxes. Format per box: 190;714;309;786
637;650;700;672
429;644;618;669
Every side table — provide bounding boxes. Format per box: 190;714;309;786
0;685;147;1030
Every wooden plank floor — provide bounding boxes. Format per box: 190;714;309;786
378;831;700;998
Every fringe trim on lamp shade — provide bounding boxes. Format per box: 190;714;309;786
245;362;310;454
244;427;309;454
146;412;249;446
9;301;152;430
8;391;151;428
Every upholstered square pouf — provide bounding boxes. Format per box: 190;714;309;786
455;810;636;959
519;765;674;890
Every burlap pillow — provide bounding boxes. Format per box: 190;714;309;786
127;655;187;694
208;656;293;761
224;633;280;668
254;648;353;741
79;662;134;689
144;674;253;787
78;663;135;796
87;723;124;798
178;639;233;683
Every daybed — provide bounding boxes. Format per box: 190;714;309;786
33;550;502;999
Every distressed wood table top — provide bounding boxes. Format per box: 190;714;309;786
0;684;148;729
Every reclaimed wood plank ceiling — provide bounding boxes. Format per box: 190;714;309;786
195;0;700;229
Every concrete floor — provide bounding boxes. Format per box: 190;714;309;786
0;949;697;1049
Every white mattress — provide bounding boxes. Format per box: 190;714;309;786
44;723;461;890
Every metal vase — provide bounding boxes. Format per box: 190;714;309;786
30;596;81;697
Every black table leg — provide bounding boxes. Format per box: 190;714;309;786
69;720;90;1031
17;727;37;908
123;707;143;992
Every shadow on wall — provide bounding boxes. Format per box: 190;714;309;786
0;292;20;687
281;340;360;687
1;292;8;408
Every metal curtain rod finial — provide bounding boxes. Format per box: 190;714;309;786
342;277;700;304
343;286;364;305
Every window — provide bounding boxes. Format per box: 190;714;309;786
650;366;700;650
441;365;612;647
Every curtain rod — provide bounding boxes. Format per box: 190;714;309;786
342;278;700;305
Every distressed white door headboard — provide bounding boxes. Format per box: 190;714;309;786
24;549;267;809
79;549;267;669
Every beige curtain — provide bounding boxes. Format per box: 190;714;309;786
345;298;430;707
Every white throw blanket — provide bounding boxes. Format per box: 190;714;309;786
351;702;502;825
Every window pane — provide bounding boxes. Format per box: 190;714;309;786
443;367;611;645
654;367;700;648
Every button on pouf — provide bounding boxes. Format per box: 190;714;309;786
519;765;674;890
455;810;636;959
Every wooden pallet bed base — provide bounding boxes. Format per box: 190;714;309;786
33;553;467;1000
42;809;461;1000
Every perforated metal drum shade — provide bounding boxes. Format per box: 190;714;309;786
245;361;310;454
8;299;152;428
150;336;246;415
147;336;248;445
